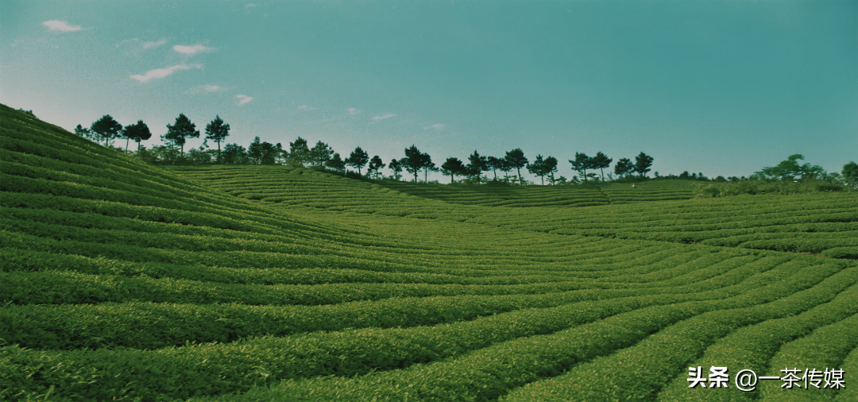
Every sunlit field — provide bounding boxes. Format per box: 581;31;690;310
2;104;856;401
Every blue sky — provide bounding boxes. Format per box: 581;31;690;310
2;0;856;181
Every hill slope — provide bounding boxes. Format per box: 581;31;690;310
171;164;857;259
2;105;857;401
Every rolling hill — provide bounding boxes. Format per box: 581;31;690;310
1;104;856;401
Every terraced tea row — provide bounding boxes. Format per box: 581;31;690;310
2;105;855;401
171;164;696;209
171;165;857;259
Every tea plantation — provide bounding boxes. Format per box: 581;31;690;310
2;104;856;401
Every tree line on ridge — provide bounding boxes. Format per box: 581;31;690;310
73;113;857;188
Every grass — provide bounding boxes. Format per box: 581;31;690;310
1;103;856;401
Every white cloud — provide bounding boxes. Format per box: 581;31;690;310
372;113;397;121
423;123;446;130
236;95;253;105
143;38;167;49
43;20;82;32
130;64;201;83
347;107;360;115
246;3;257;8
173;44;214;55
297;105;315;111
185;84;222;94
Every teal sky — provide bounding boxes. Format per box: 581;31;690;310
2;0;856;181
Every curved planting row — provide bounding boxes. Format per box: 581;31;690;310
2;105;855;401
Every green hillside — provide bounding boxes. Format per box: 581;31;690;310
2;104;857;401
171;165;857;259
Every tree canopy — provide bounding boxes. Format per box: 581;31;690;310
402;145;424;182
467;150;488;181
527;155;558;185
544;156;558;184
248;136;277;164
368;155;386;179
590;152;612;181
164;114;199;155
91;115;123;147
326;152;346;172
123;120;152;151
346;146;370;175
420;152;437;183
74;124;96;141
485;156;504;180
505;148;528;184
309;141;333;167
388;158;404;181
753;154;824;181
289;137;311;166
614;158;634;178
569;153;591;182
843;162;858;189
634;152;654;177
441;157;467;183
205;116;230;162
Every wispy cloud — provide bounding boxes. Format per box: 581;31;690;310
236;95;253;105
423;124;446;130
130;64;201;83
185;84;222;94
43;20;82;32
173;44;214;55
246;3;257;8
347;107;360;115
372;113;397;121
297;105;315;111
143;38;167;49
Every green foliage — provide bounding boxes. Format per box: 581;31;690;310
843;161;858;189
387;158;403;180
614;157;634;178
466;150;487;181
401;145;424;182
1;104;856;401
345;146;369;175
73;124;96;142
205;115;230;161
441;157;466;183
753;154;824;181
122;120;152;152
325;152;346;173
308;141;333;167
90;114;123;147
248;136;277;165
367;155;385;179
526;154;557;185
504;148;528;184
634;151;654;177
164;113;199;155
288;137;311;166
221;143;249;165
695;177;846;198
